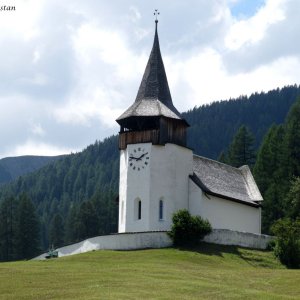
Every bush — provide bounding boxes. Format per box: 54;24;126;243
168;210;212;246
271;218;300;268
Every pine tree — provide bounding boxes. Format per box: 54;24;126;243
49;214;64;248
77;201;99;240
254;125;285;195
0;196;18;261
284;97;300;178
227;125;256;168
64;204;79;243
16;194;40;259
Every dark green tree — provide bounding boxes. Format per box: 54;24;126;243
227;125;256;168
0;196;18;261
168;209;212;246
49;214;64;248
16;194;40;259
64;204;79;243
271;218;300;268
284;177;300;220
254;125;285;195
77;201;99;240
253;125;286;233
284;97;300;178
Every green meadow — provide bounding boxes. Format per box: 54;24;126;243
1;244;300;300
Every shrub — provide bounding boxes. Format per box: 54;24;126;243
168;209;212;246
271;218;300;268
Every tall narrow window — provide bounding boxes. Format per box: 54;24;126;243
159;199;164;220
138;200;142;220
134;198;142;220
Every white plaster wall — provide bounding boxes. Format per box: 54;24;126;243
119;143;152;233
203;229;272;249
189;179;261;234
149;144;193;231
118;143;193;233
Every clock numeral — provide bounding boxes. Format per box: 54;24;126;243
133;166;136;170
138;147;141;151
130;163;133;166
146;157;149;159
145;162;148;165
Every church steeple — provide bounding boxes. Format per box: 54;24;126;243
117;16;189;150
134;18;176;115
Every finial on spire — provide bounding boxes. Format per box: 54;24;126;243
154;9;160;24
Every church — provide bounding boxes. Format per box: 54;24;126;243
116;19;263;235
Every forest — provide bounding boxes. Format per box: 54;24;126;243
0;84;300;261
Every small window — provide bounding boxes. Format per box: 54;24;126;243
159;199;164;220
135;198;142;220
138;200;142;220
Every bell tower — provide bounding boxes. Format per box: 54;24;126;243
116;16;193;233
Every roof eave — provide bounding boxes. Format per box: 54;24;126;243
189;174;261;208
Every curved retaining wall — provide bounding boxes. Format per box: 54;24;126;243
34;229;273;260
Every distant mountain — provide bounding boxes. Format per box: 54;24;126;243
0;155;64;186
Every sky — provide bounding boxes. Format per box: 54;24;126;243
0;0;300;159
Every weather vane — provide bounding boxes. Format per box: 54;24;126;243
154;9;160;23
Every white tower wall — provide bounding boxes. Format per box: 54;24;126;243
118;143;193;233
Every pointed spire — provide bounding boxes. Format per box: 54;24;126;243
134;15;178;114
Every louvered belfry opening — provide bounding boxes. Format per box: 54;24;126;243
116;20;189;150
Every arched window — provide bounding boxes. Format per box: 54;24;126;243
159;199;164;220
135;198;142;220
138;200;142;220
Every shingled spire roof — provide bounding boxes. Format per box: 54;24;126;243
117;20;185;123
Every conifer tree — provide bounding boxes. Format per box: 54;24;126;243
284;97;300;178
0;196;18;261
253;125;286;233
227;125;256;168
16;194;40;259
77;201;99;240
49;214;64;248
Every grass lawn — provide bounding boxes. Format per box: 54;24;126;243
1;243;300;300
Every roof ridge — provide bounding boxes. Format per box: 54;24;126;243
193;154;243;172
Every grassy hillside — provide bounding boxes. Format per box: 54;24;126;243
1;244;299;300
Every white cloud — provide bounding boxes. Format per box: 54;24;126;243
3;140;73;158
0;0;300;158
30;122;46;137
225;0;286;50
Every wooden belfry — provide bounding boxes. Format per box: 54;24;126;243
116;11;189;150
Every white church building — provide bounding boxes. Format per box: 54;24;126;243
116;20;263;235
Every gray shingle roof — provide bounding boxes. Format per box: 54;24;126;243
117;22;183;122
117;99;182;120
190;155;263;207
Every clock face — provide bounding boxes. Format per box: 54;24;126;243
129;147;150;171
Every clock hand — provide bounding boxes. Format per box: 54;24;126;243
136;152;149;161
129;156;138;160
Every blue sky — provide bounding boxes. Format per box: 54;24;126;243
0;0;300;158
230;0;265;17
